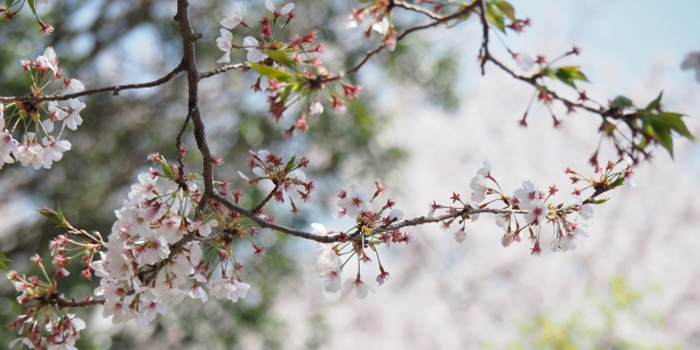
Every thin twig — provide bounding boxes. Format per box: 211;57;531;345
175;107;195;188
199;63;246;80
251;182;280;214
393;0;443;21
325;1;479;82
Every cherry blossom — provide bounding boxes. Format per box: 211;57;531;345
216;29;235;64
64;78;84;92
337;184;372;217
265;0;294;17
309;100;324;115
514;180;539;204
312;223;344;293
63;99;85;131
343;277;373;299
316;246;343;293
477;160;491;177
44;103;68;133
454;229;467;243
0;129;17;168
387;208;403;222
513;52;534;71
469;174;488;202
242;36;267;62
575;195;593;220
36;46;58;75
371;17;390;36
522;200;548;225
42;136;71;164
221;2;246;29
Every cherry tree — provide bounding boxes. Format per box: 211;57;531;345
0;0;695;348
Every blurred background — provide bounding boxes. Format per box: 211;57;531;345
1;0;699;349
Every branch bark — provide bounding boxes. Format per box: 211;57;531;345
0;60;186;103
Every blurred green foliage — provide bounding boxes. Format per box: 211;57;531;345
498;277;680;350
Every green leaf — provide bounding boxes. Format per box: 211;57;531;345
5;0;14;9
644;92;663;112
248;62;293;82
38;205;66;227
553;66;588;88
650;122;674;158
0;252;12;270
610;177;626;189
279;86;292;102
265;50;296;70
655;112;695;140
485;2;506;33
283;155;296;173
639;111;696;156
611;96;633;109
27;0;37;15
161;162;174;178
594;198;610;204
541;66;555;79
495;1;516;21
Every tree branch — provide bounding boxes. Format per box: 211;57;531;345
174;0;214;209
37;295;105;308
251;182;281;214
392;0;443;21
0;60;186;103
199;63;246;80
326;1;479;81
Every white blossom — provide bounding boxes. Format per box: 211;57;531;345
63;99;85;130
65;78;84;92
216;29;235;64
337;184;372;217
371;17;389;35
454;229;467;243
265;0;294;15
513;52;534;71
221;2;246;29
343;277;373;299
243;36;267;62
469;174;488;202
309;100;324;115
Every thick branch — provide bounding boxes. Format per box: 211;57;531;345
37;295;105;308
174;0;214;208
0;61;185;103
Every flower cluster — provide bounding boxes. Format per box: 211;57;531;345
238;149;313;215
423;159;634;256
314;181;407;299
7;310;85;350
346;4;397;51
214;1;363;135
92;159;250;326
6;258;88;349
1;47;85;170
216;0;295;64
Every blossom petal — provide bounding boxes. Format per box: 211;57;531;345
280;3;294;14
